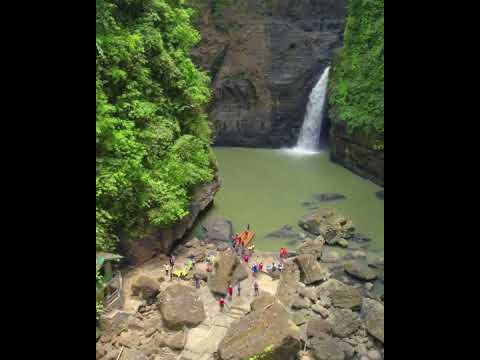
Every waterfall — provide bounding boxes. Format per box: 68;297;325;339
294;66;330;153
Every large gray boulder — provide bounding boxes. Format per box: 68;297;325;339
232;262;249;284
218;302;301;360
316;279;362;310
275;260;301;307
120;349;148;360
328;309;361;338
157;284;206;330
361;298;384;344
208;250;240;295
298;208;354;240
250;294;276;312
295;254;328;285
202;215;233;242
98;310;130;336
297;236;325;259
307;318;332;337
344;261;377;281
310;333;346;360
131;275;160;303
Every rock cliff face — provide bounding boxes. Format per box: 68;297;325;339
329;122;384;186
120;174;221;264
191;0;348;147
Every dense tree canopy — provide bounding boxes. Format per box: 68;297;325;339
329;0;384;148
96;0;214;253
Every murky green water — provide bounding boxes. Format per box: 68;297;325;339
199;147;384;252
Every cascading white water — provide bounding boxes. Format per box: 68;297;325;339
294;66;330;153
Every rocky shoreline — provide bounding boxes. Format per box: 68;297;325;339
97;208;384;360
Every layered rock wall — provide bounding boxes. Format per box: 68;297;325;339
191;0;348;147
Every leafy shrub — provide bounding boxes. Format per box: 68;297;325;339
329;0;384;147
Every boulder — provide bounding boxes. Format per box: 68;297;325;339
208;250;240;295
316;279;362;310
297;236;325;259
307;318;332;337
314;193;346;202
338;341;354;358
99;310;130;335
138;338;160;357
321;248;341;263
158;284;206;330
299;208;336;236
232;263;249;284
326;237;348;248
218;302;301;360
276;260;301;307
361;298;384;344
202;215;233;242
292;296;311;310
311;333;346;360
116;330;142;348
292;311;308;326
295;254;328;285
251;294;276;312
368;350;382;360
344;251;366;260
131;275;160;303
184;237;201;248
344;261;377;281
120;349;148;360
299;208;355;240
298;286;318;302
311;303;330;318
328;309;361;338
217;243;229;252
165;330;186;351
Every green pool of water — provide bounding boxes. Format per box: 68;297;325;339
198;147;384;252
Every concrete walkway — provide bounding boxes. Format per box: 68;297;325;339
178;260;280;360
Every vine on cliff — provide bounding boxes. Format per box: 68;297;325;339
329;0;384;146
96;0;214;252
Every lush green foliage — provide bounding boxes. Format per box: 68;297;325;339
329;0;384;144
249;345;274;360
96;0;214;252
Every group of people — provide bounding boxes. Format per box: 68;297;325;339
163;226;290;312
218;280;259;311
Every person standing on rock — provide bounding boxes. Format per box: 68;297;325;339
254;281;259;296
227;284;233;300
219;297;225;311
237;282;241;296
252;263;258;277
259;262;264;272
164;263;170;278
194;273;200;289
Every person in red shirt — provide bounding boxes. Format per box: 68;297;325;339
243;254;249;263
259;262;264;272
219;298;225;311
227;284;233;300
